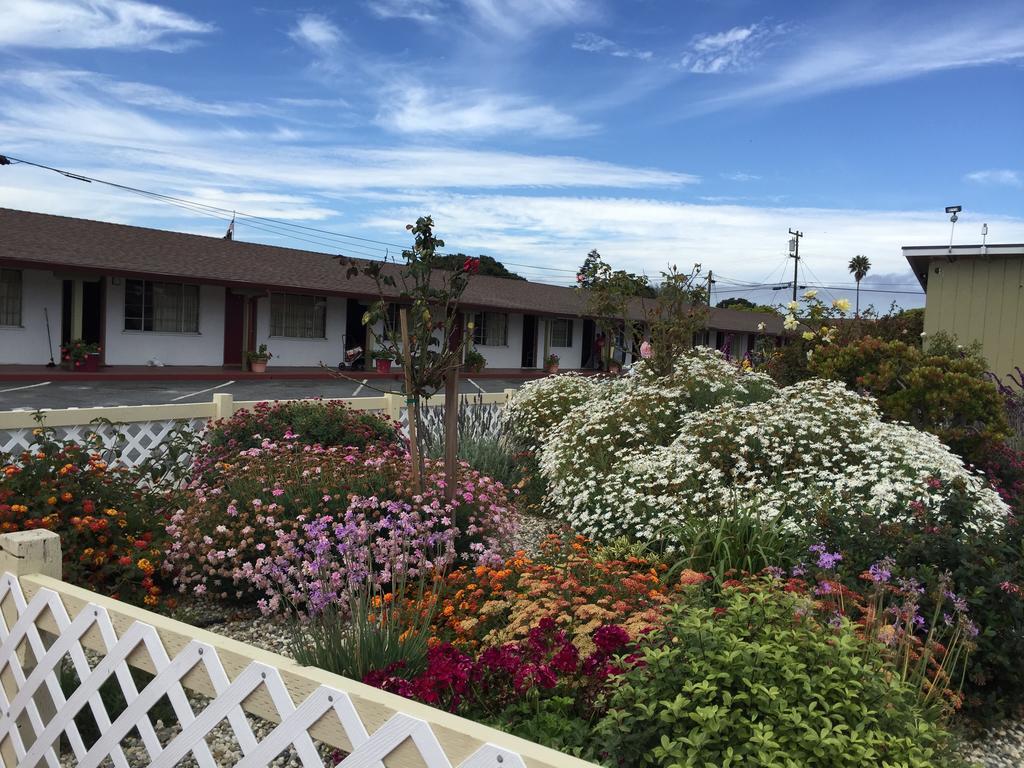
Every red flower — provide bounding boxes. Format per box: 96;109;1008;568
462;257;480;274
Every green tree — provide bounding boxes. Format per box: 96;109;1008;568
576;250;650;366
343;216;476;489
848;254;871;317
643;265;709;377
436;253;524;280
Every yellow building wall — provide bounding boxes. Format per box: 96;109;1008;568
923;256;1024;377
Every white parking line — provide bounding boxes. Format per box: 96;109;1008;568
466;378;486;394
0;381;51;394
352;379;369;397
170;380;236;402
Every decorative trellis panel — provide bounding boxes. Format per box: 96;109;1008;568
0;419;206;468
0;568;594;768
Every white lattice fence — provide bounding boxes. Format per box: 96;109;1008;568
0;531;598;768
0;419;207;468
0;392;515;468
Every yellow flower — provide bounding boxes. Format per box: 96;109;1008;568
832;298;852;313
47;496;57;506
802;331;815;341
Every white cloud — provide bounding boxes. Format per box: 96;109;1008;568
289;14;343;52
572;32;652;61
695;11;1024;112
0;66;692;191
723;172;761;182
367;0;444;23
377;84;595;138
0;0;213;51
460;0;591;39
678;23;783;74
360;193;1024;292
965;169;1022;187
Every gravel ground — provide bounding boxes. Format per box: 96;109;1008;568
512;511;560;555
960;720;1024;767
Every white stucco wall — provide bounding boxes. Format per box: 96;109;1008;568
0;268;63;365
544;317;584;369
104;279;225;366
473;312;524;369
255;294;347;368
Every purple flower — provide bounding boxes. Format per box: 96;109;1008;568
867;557;893;584
809;543;842;570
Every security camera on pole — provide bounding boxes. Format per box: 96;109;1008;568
946;206;961;253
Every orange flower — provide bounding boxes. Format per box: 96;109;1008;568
61;492;73;502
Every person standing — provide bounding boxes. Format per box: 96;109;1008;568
640;336;652;360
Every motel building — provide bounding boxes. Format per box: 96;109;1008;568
0;208;782;372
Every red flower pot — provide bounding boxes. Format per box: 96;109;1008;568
375;359;393;374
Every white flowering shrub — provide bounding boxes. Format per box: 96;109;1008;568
503;372;603;450
541;348;778;495
537;356;1008;546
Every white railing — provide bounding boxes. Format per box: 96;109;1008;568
0;530;599;768
0;391;515;467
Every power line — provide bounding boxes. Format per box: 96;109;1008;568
0;153;584;276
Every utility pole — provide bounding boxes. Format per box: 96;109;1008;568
788;229;803;302
706;270;715;307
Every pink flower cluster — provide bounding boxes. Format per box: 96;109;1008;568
165;441;516;615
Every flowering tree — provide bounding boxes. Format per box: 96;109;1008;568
342;216;479;490
640;264;709;377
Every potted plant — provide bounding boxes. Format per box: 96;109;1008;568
463;348;486;374
545;352;560;374
247;344;272;373
60;340;101;371
373;349;394;374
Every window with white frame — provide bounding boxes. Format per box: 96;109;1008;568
124;279;199;333
271;292;327;338
0;269;22;327
471;312;508;346
550;318;573;347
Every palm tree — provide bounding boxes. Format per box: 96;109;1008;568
848;255;871;317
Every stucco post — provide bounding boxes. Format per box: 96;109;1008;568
0;530;62;768
212;392;235;420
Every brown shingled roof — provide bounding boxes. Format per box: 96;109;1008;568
0;207;782;334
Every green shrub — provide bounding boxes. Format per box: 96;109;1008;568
202;399;399;463
594;585;964;768
809;336;1008;466
809;481;1024;719
658;503;806;584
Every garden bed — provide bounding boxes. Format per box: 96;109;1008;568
4;340;1024;767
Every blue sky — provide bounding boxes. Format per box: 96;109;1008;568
1;0;1023;310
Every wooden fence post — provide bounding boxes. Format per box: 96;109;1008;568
0;530;62;768
212;392;235;420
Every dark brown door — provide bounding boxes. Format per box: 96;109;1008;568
223;290;245;365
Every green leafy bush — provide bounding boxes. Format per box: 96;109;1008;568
594;584;964;768
202;399;400;465
810;480;1024;718
658;503;806;584
810;336;1008;465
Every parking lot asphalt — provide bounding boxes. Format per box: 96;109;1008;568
0;377;526;410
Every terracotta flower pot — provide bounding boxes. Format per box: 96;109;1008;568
546;363;559;374
375;359;393;374
250;359;268;373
